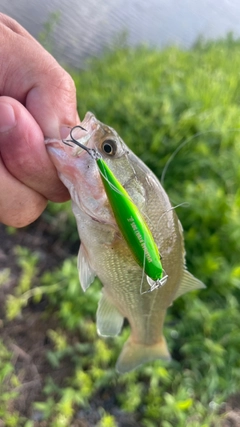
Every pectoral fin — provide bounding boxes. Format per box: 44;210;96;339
97;291;124;337
174;270;206;300
78;244;96;292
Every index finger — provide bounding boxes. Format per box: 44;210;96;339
0;13;78;138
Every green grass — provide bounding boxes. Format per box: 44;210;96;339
2;36;240;426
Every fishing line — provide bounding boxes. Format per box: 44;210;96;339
139;227;147;295
155;202;190;232
161;127;240;185
139;203;188;294
139;224;168;295
97;163;135;202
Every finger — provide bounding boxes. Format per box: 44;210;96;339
0;97;70;202
0;14;78;138
0;12;36;37
0;156;47;227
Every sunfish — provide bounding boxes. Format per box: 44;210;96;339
45;112;205;373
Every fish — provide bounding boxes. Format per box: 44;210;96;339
45;112;205;374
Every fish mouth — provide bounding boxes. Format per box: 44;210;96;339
81;111;97;130
79;112;99;137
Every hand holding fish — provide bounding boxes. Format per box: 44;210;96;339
0;13;78;227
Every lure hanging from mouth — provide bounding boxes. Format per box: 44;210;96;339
64;126;168;292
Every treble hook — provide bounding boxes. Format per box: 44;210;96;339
62;125;100;160
62;125;87;147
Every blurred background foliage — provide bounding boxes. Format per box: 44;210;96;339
1;36;240;426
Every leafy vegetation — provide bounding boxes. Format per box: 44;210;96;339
2;36;240;425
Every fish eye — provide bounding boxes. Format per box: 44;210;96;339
101;139;117;156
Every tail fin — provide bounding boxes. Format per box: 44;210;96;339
116;335;171;374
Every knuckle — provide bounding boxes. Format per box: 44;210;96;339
46;62;76;97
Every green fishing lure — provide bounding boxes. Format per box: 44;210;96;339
64;126;168;292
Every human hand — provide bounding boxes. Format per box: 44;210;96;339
0;13;79;227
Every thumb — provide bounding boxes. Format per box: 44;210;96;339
0;96;69;202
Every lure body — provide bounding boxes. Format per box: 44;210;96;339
96;157;165;283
